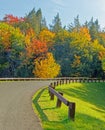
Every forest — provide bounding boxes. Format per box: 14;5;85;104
0;8;105;78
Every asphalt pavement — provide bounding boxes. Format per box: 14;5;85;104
0;81;50;130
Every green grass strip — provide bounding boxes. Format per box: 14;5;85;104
32;83;105;130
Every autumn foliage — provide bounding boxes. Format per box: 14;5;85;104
33;53;60;78
0;22;25;50
26;39;48;58
0;10;105;78
39;29;55;48
25;28;36;45
3;14;25;24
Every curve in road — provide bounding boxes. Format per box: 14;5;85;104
0;81;51;130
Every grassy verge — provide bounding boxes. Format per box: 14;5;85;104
32;83;105;130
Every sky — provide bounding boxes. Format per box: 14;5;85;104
0;0;105;28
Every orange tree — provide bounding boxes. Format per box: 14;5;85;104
24;39;48;77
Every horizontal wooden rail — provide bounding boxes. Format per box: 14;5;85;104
49;87;69;106
48;77;105;121
0;77;70;81
48;85;75;121
0;77;105;82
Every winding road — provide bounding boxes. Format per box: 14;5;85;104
0;81;51;130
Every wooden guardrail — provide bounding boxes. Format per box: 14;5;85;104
0;77;105;82
49;83;76;121
0;78;54;81
51;78;105;84
48;78;105;121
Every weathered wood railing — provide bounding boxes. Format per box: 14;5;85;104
49;83;76;121
51;78;105;84
0;77;105;82
48;78;105;121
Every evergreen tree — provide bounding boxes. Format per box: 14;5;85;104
74;15;81;31
26;8;37;32
26;8;43;34
88;17;100;40
68;15;81;32
36;8;42;33
41;17;47;29
50;13;62;33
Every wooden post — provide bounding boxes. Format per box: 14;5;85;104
48;85;51;95
56;92;63;108
54;82;56;87
56;81;59;86
60;80;62;85
49;86;76;120
52;86;55;89
58;80;60;85
49;83;55;100
72;79;74;83
48;84;52;95
68;102;75;121
50;92;54;100
79;79;81;82
66;79;68;84
50;83;53;87
62;80;64;84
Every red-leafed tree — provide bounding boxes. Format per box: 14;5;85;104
26;39;48;59
24;39;48;77
3;14;25;24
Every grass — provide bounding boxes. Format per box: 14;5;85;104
32;83;105;130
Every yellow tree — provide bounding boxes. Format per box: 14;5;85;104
0;22;25;49
25;28;36;45
70;27;91;48
38;29;55;48
33;53;60;78
69;27;92;76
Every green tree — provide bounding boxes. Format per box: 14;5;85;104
50;13;62;33
20;9;48;34
69;28;105;77
41;17;48;29
68;15;81;32
0;22;25;77
52;29;71;76
88;18;100;41
26;8;44;34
